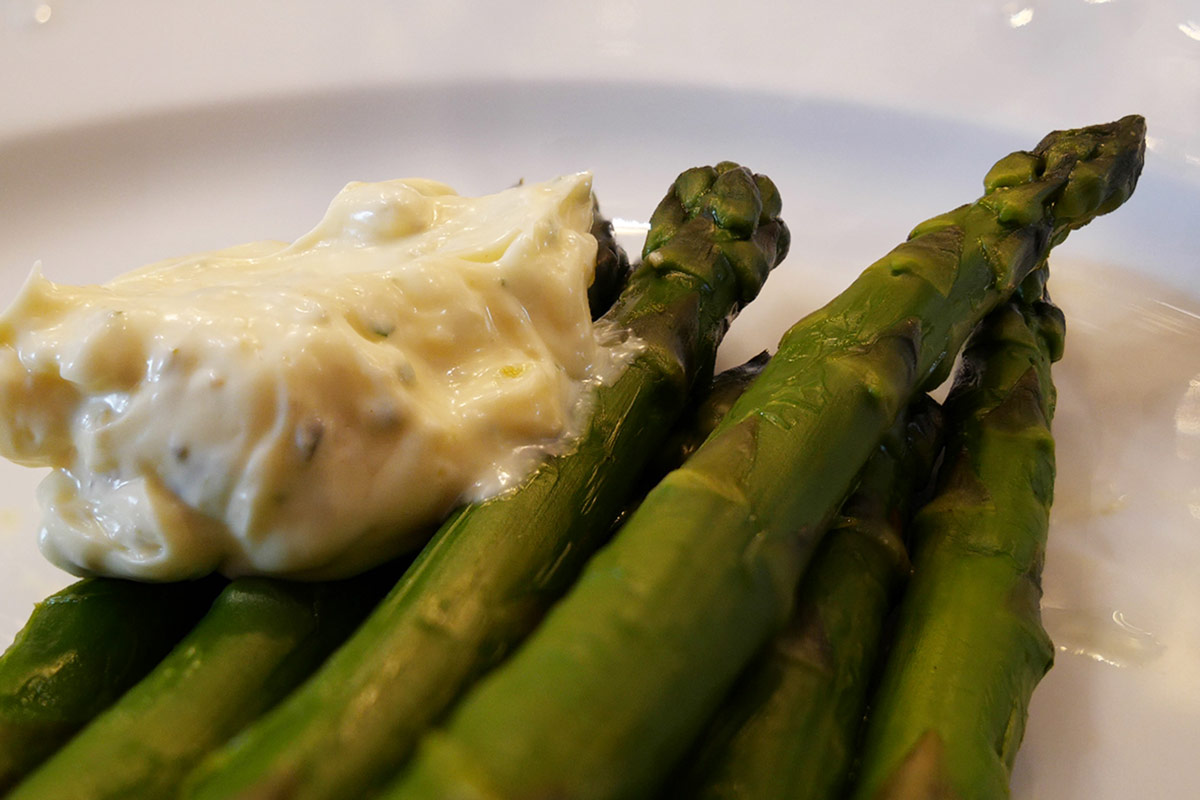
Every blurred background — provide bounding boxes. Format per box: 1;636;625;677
2;0;1199;178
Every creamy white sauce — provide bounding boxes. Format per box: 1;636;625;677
0;173;620;580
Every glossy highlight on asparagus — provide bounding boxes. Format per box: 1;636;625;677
848;272;1065;800
0;577;224;792
674;396;943;800
385;116;1143;800
183;163;789;800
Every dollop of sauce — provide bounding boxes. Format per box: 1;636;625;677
0;173;618;580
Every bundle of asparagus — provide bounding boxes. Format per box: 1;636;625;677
672;395;944;800
385;115;1142;800
0;577;225;792
674;272;1065;800
6;567;404;800
0;116;1143;800
849;272;1066;800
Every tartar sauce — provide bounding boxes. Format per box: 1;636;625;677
0;173;621;580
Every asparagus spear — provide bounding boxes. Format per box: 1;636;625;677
642;351;770;490
384;116;1144;800
183;163;789;800
7;564;400;800
673;395;942;800
592;353;770;572
588;201;633;319
847;271;1064;800
0;576;225;792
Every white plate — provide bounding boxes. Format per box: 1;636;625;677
2;2;1199;798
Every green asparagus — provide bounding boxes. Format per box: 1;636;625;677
384;116;1144;800
587;201;633;319
674;395;942;800
183;163;789;800
642;351;770;491
594;353;770;570
847;270;1064;800
0;577;224;792
8;565;399;800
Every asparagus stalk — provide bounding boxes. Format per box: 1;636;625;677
183;163;789;800
673;395;942;800
384;116;1144;800
7;565;400;800
594;353;770;572
587;201;633;319
0;577;225;792
847;271;1065;800
642;351;770;490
